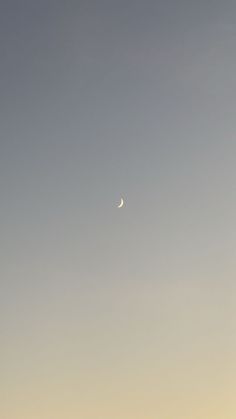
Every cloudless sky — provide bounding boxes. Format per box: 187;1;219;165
1;1;236;418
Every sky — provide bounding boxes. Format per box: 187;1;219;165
1;1;236;418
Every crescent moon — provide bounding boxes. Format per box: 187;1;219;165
118;198;124;208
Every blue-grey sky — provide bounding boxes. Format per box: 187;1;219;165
1;1;236;418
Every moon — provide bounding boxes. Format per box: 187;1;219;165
118;198;124;208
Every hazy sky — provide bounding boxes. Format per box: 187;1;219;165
1;1;236;418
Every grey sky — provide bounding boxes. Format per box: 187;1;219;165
1;2;236;417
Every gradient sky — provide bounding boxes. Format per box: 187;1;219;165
1;1;236;418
